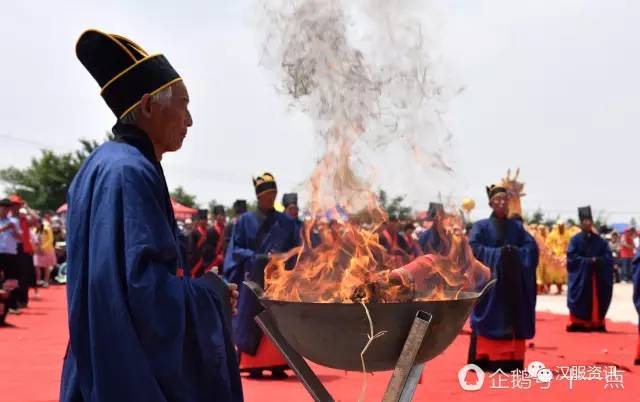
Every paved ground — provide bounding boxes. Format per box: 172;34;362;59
536;282;636;324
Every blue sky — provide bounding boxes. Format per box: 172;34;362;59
1;0;639;223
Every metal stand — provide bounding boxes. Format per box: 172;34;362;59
254;309;432;402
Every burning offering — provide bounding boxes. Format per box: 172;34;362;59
257;0;490;305
245;2;497;399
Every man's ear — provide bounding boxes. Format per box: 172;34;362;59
139;93;152;118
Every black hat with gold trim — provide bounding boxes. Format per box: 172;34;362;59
253;172;277;197
486;184;507;201
76;29;182;119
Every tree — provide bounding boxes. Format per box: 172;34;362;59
378;190;412;220
171;186;197;208
0;138;103;211
528;209;544;225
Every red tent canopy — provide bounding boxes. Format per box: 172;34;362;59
171;199;197;221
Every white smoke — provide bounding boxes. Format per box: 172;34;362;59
257;0;462;213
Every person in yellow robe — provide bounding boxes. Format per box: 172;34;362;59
546;220;571;294
532;225;551;294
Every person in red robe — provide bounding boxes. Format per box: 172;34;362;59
212;205;226;271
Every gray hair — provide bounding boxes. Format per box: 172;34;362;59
119;85;173;124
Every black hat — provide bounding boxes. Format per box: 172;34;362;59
233;200;247;214
427;202;444;220
578;206;593;222
0;198;14;207
388;212;399;222
196;209;208;220
253;172;277;197
282;193;298;208
76;29;182;119
213;205;225;216
486;184;507;201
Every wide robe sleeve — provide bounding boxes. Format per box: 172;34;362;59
63;161;242;402
223;216;258;286
469;222;503;276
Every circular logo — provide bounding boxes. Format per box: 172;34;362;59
458;364;485;391
527;361;546;378
537;368;553;383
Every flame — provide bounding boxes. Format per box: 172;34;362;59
264;210;491;303
258;0;490;303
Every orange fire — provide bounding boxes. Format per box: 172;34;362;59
264;208;491;303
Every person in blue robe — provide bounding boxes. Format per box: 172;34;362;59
224;173;300;379
223;200;248;274
633;247;640;365
631;249;640;366
61;29;242;402
566;206;613;332
418;202;446;254
467;184;539;373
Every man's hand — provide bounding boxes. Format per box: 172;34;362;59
228;283;239;315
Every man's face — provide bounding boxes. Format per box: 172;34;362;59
285;204;299;219
216;214;225;224
581;219;593;232
0;206;7;217
558;224;565;234
257;190;277;211
489;193;508;217
147;81;192;155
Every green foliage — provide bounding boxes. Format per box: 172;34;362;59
171;186;198;208
0;138;103;211
527;208;544;225
378;190;413;220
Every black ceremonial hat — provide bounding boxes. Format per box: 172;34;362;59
76;29;182;119
578;206;593;222
196;209;208;220
282;193;298;208
213;205;225;216
233;200;247;214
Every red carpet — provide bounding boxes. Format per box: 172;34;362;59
1;286;639;402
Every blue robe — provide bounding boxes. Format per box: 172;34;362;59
468;215;539;339
566;231;613;322
223;209;299;355
60;123;243;402
418;227;446;255
632;250;640;330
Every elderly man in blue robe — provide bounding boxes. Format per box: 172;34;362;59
224;173;300;379
60;30;243;402
466;184;539;372
566;206;613;332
